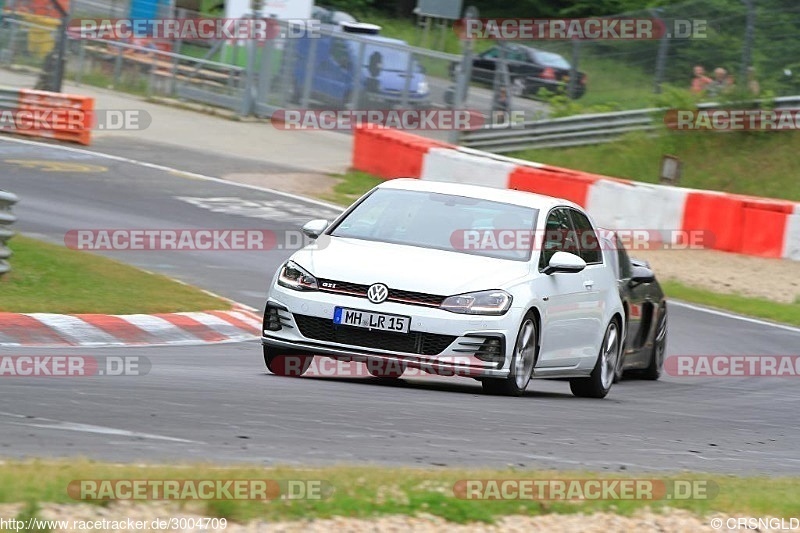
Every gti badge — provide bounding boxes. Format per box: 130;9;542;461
367;283;389;304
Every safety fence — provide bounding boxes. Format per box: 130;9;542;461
0;190;19;277
352;126;800;261
0;85;94;144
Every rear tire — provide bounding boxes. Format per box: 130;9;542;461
482;313;537;397
570;320;620;399
641;304;667;381
263;346;312;377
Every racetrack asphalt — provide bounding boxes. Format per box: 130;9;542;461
1;136;799;475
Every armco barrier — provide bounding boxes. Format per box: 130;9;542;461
351;126;800;261
0;87;94;146
0;190;19;277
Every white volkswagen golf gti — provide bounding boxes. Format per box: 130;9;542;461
261;179;625;398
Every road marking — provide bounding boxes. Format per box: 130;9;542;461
669;300;800;334
176;195;340;222
0;412;199;443
0;136;343;211
4;159;108;173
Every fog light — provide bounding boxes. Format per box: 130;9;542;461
263;306;281;332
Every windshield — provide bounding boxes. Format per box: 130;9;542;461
536;51;571;69
360;43;415;72
330;188;538;261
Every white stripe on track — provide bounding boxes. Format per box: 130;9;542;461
26;313;123;346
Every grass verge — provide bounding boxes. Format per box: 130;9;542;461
1;461;799;524
511;130;800;202
0;236;230;314
322;171;384;206
662;281;800;327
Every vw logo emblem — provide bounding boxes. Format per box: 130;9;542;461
367;283;389;304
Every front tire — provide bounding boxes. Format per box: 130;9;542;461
263;346;312;377
570;320;620;399
482;313;537;396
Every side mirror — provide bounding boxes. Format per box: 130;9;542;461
302;219;329;238
629;265;656;285
543;251;586;275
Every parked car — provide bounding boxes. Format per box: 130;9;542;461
261;179;625;398
291;23;430;108
452;43;587;99
601;231;668;381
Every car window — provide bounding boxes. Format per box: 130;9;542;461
534;51;571;70
482;47;499;59
330;189;538;261
539;207;578;270
569;209;602;264
331;39;351;70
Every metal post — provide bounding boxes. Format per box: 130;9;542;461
241;29;257;115
740;0;755;89
300;36;317;108
400;48;414;108
76;36;85;84
113;43;123;88
349;40;365;109
449;6;478;144
256;34;274;110
652;9;669;94
568;39;579;99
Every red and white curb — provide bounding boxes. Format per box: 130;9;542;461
0;306;261;347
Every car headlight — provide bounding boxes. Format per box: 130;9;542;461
417;80;429;94
440;290;512;315
277;261;318;291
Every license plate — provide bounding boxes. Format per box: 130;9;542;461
333;307;410;333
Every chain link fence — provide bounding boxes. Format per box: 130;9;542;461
1;0;799;132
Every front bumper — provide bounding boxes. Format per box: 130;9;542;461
261;286;519;379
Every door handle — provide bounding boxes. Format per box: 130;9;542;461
584;280;594;290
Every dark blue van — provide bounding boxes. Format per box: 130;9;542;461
290;24;430;108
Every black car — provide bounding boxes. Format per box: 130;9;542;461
452;44;587;99
602;231;668;381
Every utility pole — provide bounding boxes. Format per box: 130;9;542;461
740;0;755;89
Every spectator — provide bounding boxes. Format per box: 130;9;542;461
706;67;728;97
747;66;761;96
691;65;712;94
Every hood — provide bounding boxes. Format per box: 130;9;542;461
291;237;530;296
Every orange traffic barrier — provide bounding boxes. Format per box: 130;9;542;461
508;166;602;207
13;89;93;145
681;192;745;253
353;126;454;179
735;196;794;258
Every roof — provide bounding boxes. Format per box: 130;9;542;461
377;178;581;211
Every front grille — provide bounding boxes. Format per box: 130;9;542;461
293;314;456;355
317;279;446;308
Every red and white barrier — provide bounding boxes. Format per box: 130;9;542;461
351;126;800;261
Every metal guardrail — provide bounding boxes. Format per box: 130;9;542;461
461;95;800;153
0;190;19;277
